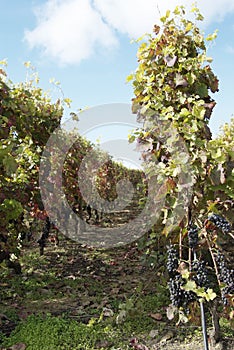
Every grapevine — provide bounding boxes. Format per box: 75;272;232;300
128;2;234;342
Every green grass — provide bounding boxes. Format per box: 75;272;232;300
219;317;234;338
0;290;170;350
1;314;129;350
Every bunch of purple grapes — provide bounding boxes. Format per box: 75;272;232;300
166;245;179;277
167;245;196;310
188;224;199;248
215;250;234;305
168;274;196;309
192;259;210;290
208;214;231;234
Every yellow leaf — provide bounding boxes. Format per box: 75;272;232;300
181;269;190;280
126;74;134;83
206;57;213;63
183;280;197;291
24;61;31;68
0;58;7;66
173;6;181;15
206;30;218;41
166;10;171;18
205;288;217;301
185;22;193;33
64;98;72;107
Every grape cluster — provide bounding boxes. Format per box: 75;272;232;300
215;251;234;305
208;214;231;234
192;260;210;290
221;285;234;306
167;245;196;310
215;251;234;285
166;245;179;277
168;274;196;309
188;224;199;248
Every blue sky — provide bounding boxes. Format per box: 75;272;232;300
1;0;234;140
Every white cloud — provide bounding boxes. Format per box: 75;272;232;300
94;0;234;36
93;0;159;38
25;0;234;65
24;0;118;65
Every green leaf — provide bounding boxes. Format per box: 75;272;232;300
180;108;190;117
0;199;23;221
210;147;226;162
196;13;204;21
160;16;167;23
192;104;206;119
0;116;9;125
3;154;18;175
196;83;208;98
186;72;196;85
128;134;136;143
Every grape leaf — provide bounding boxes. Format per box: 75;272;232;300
3;154;18;175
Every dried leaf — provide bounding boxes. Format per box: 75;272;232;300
103;307;114;317
175;73;188;87
160;331;174;343
10;344;26;350
218;163;226;184
166;305;177;320
153;25;160;35
150;312;163;321
149;329;159;338
116;310;126;324
164;55;177;67
95;340;112;348
134;138;154;152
